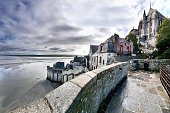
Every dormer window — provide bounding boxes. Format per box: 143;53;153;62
100;43;103;52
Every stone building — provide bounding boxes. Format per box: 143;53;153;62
89;34;133;70
89;45;99;69
137;6;165;52
47;56;87;83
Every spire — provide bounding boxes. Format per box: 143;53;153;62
143;10;146;16
150;1;151;9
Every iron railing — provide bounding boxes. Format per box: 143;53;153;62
160;64;170;97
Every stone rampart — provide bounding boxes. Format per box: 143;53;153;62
131;59;170;71
11;62;128;113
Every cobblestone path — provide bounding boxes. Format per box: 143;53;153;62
106;70;170;113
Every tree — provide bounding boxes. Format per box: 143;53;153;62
156;18;170;40
153;18;170;59
125;33;140;52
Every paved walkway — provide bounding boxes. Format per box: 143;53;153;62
106;70;170;113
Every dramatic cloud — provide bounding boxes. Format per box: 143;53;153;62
0;0;169;54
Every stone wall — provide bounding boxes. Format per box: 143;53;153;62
113;56;141;62
11;62;128;113
131;59;170;71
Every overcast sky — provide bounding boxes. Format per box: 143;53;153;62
0;0;169;55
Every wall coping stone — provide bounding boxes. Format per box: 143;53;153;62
10;98;51;113
70;74;92;88
45;82;81;113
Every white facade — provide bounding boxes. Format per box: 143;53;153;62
91;53;117;70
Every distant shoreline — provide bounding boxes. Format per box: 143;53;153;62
1;54;77;57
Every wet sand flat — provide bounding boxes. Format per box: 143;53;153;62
0;56;73;113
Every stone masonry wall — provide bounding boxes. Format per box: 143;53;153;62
11;62;128;113
133;59;170;71
113;56;141;62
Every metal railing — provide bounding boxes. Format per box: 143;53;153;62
160;64;170;97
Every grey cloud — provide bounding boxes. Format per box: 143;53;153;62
49;47;75;52
81;5;137;27
98;27;110;33
49;24;81;33
59;35;94;45
0;45;25;51
83;17;134;26
0;0;86;51
45;35;94;45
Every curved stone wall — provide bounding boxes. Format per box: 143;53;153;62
11;62;128;113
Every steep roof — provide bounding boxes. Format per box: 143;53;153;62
90;45;99;54
103;34;120;43
104;35;115;43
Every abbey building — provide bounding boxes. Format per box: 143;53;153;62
132;6;165;52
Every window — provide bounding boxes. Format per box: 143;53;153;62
103;60;105;65
94;57;95;62
120;45;123;54
100;57;102;63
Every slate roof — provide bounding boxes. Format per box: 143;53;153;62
90;45;99;54
53;62;64;70
73;56;84;62
104;35;115;43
